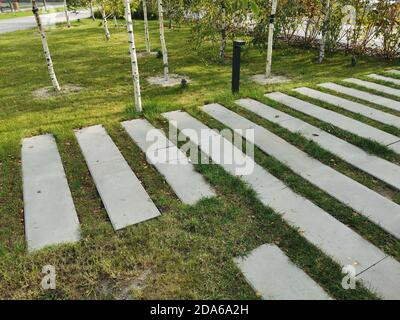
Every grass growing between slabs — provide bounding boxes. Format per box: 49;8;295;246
0;18;399;299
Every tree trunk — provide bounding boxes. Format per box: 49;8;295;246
113;14;117;28
43;0;48;11
157;0;169;80
124;0;142;112
143;0;151;53
101;6;110;40
32;0;61;91
266;0;278;78
89;0;95;20
219;2;227;59
318;0;330;63
64;0;71;28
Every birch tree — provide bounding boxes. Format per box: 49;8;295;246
318;0;330;63
143;0;151;53
97;0;111;40
124;0;142;112
64;0;71;28
266;0;278;77
43;0;48;11
158;0;170;80
89;0;95;20
32;0;61;92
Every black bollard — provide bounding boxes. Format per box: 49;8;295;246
232;40;246;93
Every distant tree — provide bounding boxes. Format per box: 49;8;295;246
157;0;169;80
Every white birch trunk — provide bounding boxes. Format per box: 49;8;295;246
157;0;169;81
219;3;227;59
101;6;111;40
143;0;151;53
43;0;48;11
64;0;71;28
124;0;142;112
319;0;330;63
266;0;278;78
32;0;61;92
113;14;117;28
89;0;95;20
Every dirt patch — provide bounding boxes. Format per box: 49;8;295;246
33;84;83;99
251;74;291;85
97;269;151;300
147;74;191;87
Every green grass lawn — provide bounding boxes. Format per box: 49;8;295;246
0;18;399;299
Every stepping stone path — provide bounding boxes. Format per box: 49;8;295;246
75;125;160;230
266;92;400;154
203;103;400;239
319;82;400;112
294;87;400;128
122;119;216;205
234;244;332;300
162;110;400;300
22;134;80;252
344;78;400;98
236;98;400;192
368;74;400;86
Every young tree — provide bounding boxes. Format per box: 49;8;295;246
32;0;61;91
124;0;142;111
266;0;278;78
157;0;170;80
143;0;151;53
318;0;330;63
43;0;48;11
96;0;112;40
64;0;71;28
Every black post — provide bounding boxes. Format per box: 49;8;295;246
232;40;246;93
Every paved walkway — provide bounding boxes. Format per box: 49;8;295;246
17;68;400;298
0;9;91;34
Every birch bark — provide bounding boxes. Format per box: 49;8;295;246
157;0;169;80
32;0;61;91
124;0;142;112
266;0;278;78
219;2;227;59
64;0;71;28
43;0;48;11
101;6;111;40
143;0;151;53
89;0;95;20
319;0;330;63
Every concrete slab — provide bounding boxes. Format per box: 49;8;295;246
122;119;216;205
368;74;400;86
162;110;400;299
75;125;160;230
203;103;400;239
234;244;332;300
319;82;400;112
358;256;400;300
265;92;400;154
387;70;400;76
236;98;400;191
344;78;400;97
294;87;400;128
22;134;80;252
